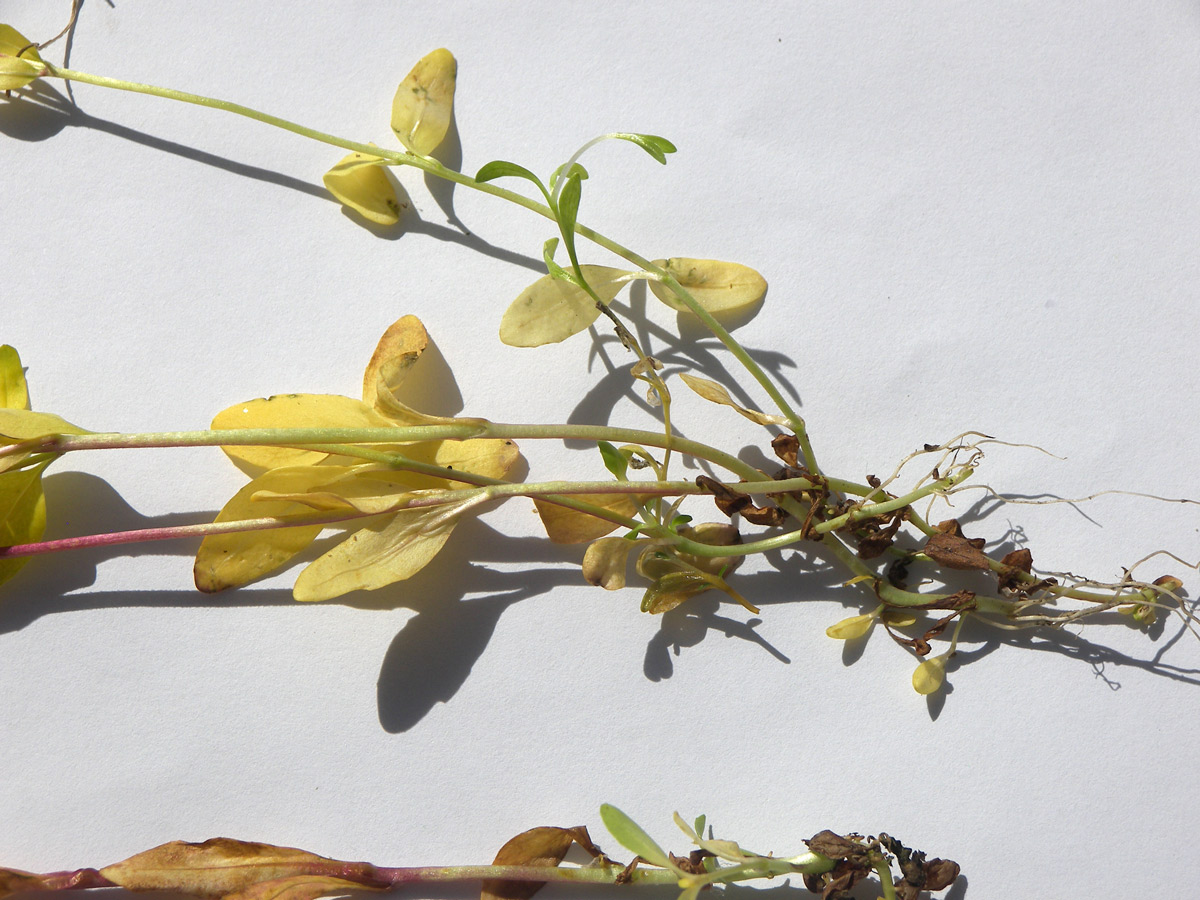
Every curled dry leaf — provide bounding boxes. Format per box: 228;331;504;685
582;535;639;590
923;531;989;571
323;151;405;226
99;839;340;898
194;466;358;592
391;48;456;156
499;266;630;348
678;373;786;426
481;826;578;900
648;258;766;316
533;493;638;543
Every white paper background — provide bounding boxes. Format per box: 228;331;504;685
3;3;1199;899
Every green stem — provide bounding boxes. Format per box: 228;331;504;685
41;63;807;470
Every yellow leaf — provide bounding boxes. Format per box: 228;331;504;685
211;394;398;474
0;345;29;410
322;151;405;226
678;373;786;427
482;826;578;900
194;465;356;592
582;536;638;590
225;876;381;900
0;462;47;589
912;655;947;695
499;266;629;348
881;609;918;627
649;257;767;316
390;48;456;156
533;493;637;543
0;25;45;91
0;409;90;440
99;839;335;898
825;613;875;640
362;315;428;412
292;494;483;601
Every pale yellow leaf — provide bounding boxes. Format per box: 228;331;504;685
362;315;429;411
0;25;45;91
881;609;918;627
0;409;90;440
499;266;629;348
292;495;483;601
225;875;381;900
194;466;356;592
211;394;398;474
0;462;47;590
582;536;639;590
391;48;456;156
678;373;785;426
825;613;875;641
533;493;637;544
912;656;947;695
0;346;29;410
649;257;767;316
100;839;335;898
323;151;405;226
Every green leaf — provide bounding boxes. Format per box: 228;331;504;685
597;441;627;480
598;805;672;869
541;237;574;284
0;461;48;589
474;160;550;198
498;266;630;348
548;161;588;192
0;345;30;410
390;48;457;156
610;133;677;165
556;172;583;253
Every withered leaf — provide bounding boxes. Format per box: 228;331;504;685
481;826;580;900
923;858;961;891
770;433;799;467
923;531;989;570
997;547;1033;592
225;876;382;900
533;493;638;544
1;868;49;899
804;831;862;861
99;839;339;898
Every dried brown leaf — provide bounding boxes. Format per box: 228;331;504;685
481;826;578;900
533;494;637;544
923;531;989;570
99;839;336;898
0;868;49;899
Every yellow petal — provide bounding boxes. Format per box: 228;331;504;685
211;393;398;474
582;536;638;590
0;345;30;410
194;466;357;592
292;494;483;601
0;25;45;91
533;493;637;544
825;613;875;640
390;48;456;156
912;655;947;695
678;372;786;426
0;408;90;440
649;258;767;316
499;266;630;348
0;462;48;589
322;151;405;226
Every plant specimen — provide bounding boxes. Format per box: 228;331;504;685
1;25;1193;695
